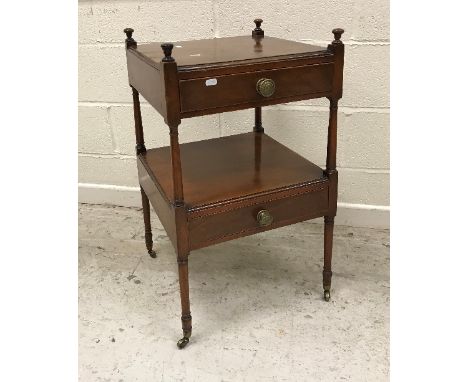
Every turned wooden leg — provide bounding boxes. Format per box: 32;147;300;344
140;187;156;258
323;215;334;301
253;106;264;133
177;255;192;349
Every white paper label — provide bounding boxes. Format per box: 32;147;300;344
205;78;218;86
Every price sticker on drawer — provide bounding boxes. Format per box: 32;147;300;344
205;78;218;87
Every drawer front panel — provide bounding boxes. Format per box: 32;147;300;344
188;187;329;250
179;63;334;113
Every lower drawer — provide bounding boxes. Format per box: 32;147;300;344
188;186;329;250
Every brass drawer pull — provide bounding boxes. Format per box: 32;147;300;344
256;78;276;97
257;209;273;226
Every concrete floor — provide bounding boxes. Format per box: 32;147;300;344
79;204;389;382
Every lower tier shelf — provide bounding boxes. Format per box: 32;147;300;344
138;132;331;250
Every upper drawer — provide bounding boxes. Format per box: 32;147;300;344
179;63;334;114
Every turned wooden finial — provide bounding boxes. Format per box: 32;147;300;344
252;18;264;37
332;28;344;44
161;43;175;62
123;27;137;49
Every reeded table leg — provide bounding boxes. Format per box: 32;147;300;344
323;215;334;301
177;255;192;348
140;187;156;258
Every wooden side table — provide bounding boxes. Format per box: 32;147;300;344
123;20;345;348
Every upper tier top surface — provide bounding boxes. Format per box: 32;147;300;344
135;36;327;68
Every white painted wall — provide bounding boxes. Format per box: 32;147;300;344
78;0;389;228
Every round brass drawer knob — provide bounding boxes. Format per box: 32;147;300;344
256;78;276;97
257;209;273;227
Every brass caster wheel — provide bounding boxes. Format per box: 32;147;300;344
177;337;189;349
324;290;331;302
148;250;157;258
